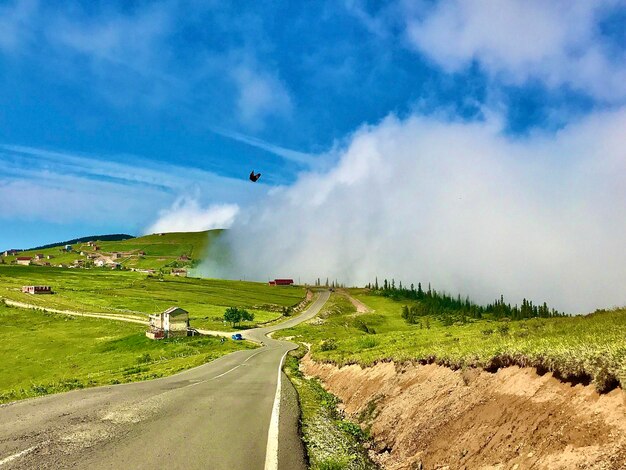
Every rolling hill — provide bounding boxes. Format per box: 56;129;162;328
1;230;222;271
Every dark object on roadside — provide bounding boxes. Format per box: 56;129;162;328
231;333;243;340
249;171;261;182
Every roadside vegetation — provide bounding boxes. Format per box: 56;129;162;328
283;346;377;470
277;289;626;393
0;303;255;404
0;265;306;330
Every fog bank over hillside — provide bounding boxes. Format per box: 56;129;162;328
200;111;626;313
145;199;239;234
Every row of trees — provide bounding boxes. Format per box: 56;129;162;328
223;307;255;327
366;277;565;323
313;278;346;288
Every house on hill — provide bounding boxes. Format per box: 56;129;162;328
16;257;32;266
22;285;52;294
146;307;190;339
35;254;45;260
171;268;187;277
269;279;294;286
64;245;72;252
178;255;191;261
3;250;19;256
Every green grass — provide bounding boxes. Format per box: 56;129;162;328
1;230;220;270
0;265;306;330
283;347;377;470
0;303;256;403
277;290;626;393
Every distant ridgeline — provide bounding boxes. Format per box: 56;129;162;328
25;234;135;251
366;278;565;323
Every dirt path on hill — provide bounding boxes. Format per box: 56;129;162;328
339;290;372;313
301;354;626;470
1;299;149;325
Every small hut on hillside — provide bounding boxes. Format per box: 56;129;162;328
22;285;53;294
146;307;190;340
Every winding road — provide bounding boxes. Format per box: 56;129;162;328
0;291;330;470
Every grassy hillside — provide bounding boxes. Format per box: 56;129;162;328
0;265;306;330
0;304;255;404
276;290;626;393
1;230;219;271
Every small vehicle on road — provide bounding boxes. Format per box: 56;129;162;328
231;333;243;340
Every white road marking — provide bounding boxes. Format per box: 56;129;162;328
264;350;288;470
184;348;267;388
0;441;48;467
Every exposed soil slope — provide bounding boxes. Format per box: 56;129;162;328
339;290;372;314
302;354;626;470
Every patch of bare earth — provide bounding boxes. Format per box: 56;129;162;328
339;291;372;314
301;354;626;469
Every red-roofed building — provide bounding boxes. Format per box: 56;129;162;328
22;285;53;294
269;279;294;286
16;257;32;266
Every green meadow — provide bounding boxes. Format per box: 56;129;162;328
276;291;626;393
0;265;306;330
0;303;256;404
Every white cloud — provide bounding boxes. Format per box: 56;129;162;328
231;59;293;128
211;127;318;167
201;109;626;313
0;145;257;231
145;199;239;234
0;0;37;53
51;5;172;74
0;176;167;225
401;0;626;101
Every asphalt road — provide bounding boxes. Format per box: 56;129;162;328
0;290;330;470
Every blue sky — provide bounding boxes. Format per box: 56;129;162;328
1;0;626;251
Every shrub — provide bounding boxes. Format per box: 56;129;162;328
316;457;350;470
353;318;375;334
357;337;378;349
137;352;152;364
336;420;368;440
320;339;337;351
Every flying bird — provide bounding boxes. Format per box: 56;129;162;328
249;171;261;182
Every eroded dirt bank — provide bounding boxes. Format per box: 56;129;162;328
301;354;626;470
